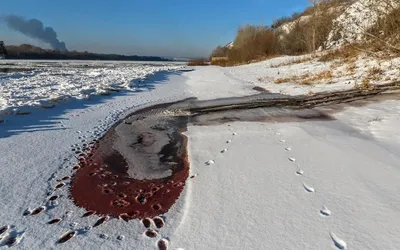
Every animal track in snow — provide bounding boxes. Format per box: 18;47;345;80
69;222;78;229
23;208;32;216
205;160;215;166
48;218;62;225
58;231;76;244
4;232;25;247
48;195;59;201
279;139;286;143
117;235;125;241
320;206;331;216
288;158;296;162
285;147;291;151
55;182;66;189
82;211;96;217
302;182;315;193
296;169;304;176
157;238;169;250
145;230;158;238
226;140;232;144
99;233;109;239
142;218;153;228
93;216;110;227
0;225;9;241
330;232;347;249
31;206;46;215
153;216;165;229
232;132;238;136
220;149;228;153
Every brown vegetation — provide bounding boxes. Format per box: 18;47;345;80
318;45;359;62
210;0;400;67
271;56;314;68
187;59;209;66
210;0;350;66
274;69;333;85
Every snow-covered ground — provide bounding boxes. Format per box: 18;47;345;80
222;55;400;96
1;59;400;249
0;60;184;113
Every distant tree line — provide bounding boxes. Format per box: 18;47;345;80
4;44;171;61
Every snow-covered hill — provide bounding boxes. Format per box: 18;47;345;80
326;0;400;48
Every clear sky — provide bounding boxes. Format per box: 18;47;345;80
0;0;310;58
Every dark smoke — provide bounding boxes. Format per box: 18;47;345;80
3;15;67;51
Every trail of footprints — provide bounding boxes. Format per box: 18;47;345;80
274;131;348;249
204;126;348;249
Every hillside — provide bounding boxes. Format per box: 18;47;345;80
214;0;400;64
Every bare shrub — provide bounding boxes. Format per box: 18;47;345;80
227;25;280;64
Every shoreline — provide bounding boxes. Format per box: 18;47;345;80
1;63;400;249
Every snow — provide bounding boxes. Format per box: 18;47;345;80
215;55;400;96
326;0;399;48
1;58;400;249
0;60;184;112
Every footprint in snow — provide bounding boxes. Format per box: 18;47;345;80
205;160;215;166
302;182;315;193
153;216;165;229
288;157;296;162
31;206;46;215
48;218;63;225
57;231;76;244
320;206;331;216
157;238;169;250
145;230;158;238
279;139;286;143
285;147;291;151
330;232;347;249
99;233;109;239
296;169;304;176
142;218;153;228
0;225;10;239
93;216;110;228
4;231;25;247
23;208;32;216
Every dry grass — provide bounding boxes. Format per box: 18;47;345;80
187;59;209;66
274;69;333;85
300;70;333;85
346;62;357;76
353;66;384;91
359;78;374;91
318;45;359;62
366;66;384;81
271;57;313;68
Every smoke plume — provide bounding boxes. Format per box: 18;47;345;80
3;15;67;51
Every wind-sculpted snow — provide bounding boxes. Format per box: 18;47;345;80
0;60;184;112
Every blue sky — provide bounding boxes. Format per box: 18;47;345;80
0;0;309;58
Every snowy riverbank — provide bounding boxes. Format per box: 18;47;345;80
0;60;399;249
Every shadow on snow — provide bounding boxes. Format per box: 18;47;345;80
0;70;184;139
